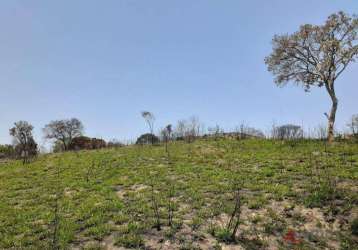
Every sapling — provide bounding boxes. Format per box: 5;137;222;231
167;183;175;227
149;181;161;231
226;186;242;240
225;178;243;241
85;160;95;183
161;124;172;162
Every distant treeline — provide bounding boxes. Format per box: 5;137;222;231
1;113;358;164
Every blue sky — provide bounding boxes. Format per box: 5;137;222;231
0;1;357;147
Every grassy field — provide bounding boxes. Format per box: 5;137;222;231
0;139;357;250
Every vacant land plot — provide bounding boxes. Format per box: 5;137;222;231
0;139;357;249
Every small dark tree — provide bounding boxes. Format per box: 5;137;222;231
162;124;172;154
136;133;159;145
9;121;37;164
265;12;358;143
43;118;84;150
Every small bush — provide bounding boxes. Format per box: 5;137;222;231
351;218;358;236
304;183;336;208
84;224;111;240
214;227;234;243
136;133;159;145
115;233;144;248
0;144;15;159
190;217;203;231
247;196;267;209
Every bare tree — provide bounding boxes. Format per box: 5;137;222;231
185;116;202;143
208;124;224;140
243;127;265;138
189;116;201;137
235;122;265;139
347;114;358;136
172;116;203;142
174;119;186;140
9;121;37;164
265;12;358;143
43;118;84;151
141;111;155;145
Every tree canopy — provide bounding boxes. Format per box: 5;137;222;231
43;118;84;150
265;11;358;142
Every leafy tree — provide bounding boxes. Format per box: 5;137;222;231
265;12;358;143
9;121;38;163
272;124;303;140
136;133;159;145
43;118;84;150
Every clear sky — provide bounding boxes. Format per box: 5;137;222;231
0;1;357;147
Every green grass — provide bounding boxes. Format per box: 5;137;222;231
0;138;357;249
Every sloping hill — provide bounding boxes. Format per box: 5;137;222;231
0;139;357;249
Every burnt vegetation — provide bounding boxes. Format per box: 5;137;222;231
0;10;357;250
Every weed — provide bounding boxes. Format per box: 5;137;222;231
115;233;144;248
214;227;233;243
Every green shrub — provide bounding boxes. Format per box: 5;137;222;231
214;227;233;243
115;233;144;248
247;196;267;209
351;218;358;236
304;183;336;208
0;144;14;158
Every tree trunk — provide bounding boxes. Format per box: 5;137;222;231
63;141;68;151
326;81;338;143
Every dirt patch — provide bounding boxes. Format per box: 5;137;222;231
64;187;77;197
215;159;226;166
143;228;179;249
114;185;126;199
131;184;149;192
338;180;358;193
198;146;224;156
101;235;124;250
267;200;350;249
221;244;245;250
114;184;149;200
